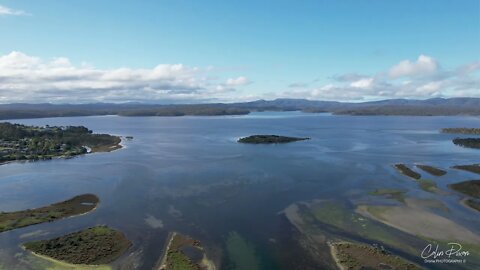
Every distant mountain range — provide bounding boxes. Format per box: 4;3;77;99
0;97;479;120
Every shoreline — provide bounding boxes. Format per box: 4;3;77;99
328;242;346;270
0;139;122;166
154;232;176;270
355;202;480;245
460;197;480;212
0;194;99;233
22;246;109;270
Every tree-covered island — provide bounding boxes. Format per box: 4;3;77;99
0;122;121;164
238;135;310;144
23;225;131;265
453;138;480;149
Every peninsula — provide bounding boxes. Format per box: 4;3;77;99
0;122;121;164
0;194;99;233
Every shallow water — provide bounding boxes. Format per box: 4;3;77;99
0;112;479;269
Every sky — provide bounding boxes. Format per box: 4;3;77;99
0;0;479;103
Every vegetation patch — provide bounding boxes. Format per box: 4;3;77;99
225;231;260;270
417;179;438;193
159;232;214;270
452;138;480;149
0;122;121;164
441;128;480;135
298;201;420;254
452;164;480;175
448;180;480;198
238;135;309;144
369;188;406;203
331;242;421;270
0;194;99;233
394;164;421;179
463;198;480;212
416;164;446;176
23;226;131;265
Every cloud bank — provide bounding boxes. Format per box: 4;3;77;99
0;5;28;16
286;55;479;101
0;52;477;103
0;51;250;103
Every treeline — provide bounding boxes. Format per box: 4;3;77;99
1;97;480;120
441;128;480;135
0;123;92;141
0;122;120;163
118;106;250;116
0;105;249;120
334;106;480;116
453;138;480;149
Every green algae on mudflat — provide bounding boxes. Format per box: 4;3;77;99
369;188;407;203
285;200;421;255
225;231;261;270
416;179;438;193
0;194;99;233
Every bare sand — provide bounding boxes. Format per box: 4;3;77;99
356;198;480;245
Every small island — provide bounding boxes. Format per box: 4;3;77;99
238;135;310;144
452;138;480;149
416;164;447;176
452;164;480;175
441;128;480;135
23;226;131;265
393;164;421;179
463;198;480;212
0;194;99;233
448;180;480;198
0;122;121;164
448;180;480;212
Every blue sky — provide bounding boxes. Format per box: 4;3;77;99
0;0;479;103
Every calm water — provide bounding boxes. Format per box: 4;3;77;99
0;112;479;269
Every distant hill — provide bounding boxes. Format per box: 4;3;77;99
0;98;479;120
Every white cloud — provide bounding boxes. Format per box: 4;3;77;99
350;78;374;89
417;81;442;93
282;55;479;101
0;5;28;16
225;76;250;86
0;51;249;103
389;55;438;78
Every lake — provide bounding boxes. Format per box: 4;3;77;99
0;112;479;269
